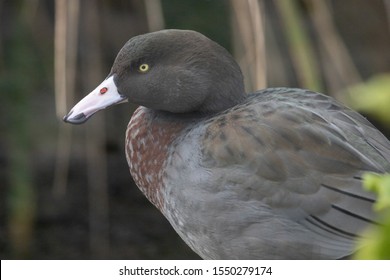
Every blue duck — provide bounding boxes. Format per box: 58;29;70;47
64;29;390;259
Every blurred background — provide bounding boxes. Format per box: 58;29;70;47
0;0;389;259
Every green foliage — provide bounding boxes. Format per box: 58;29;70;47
162;0;231;50
355;173;390;259
346;73;390;125
350;73;390;259
364;173;390;211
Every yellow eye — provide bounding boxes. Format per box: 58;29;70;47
139;63;150;73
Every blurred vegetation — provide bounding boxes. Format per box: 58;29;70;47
1;1;47;258
356;173;390;259
0;0;389;259
275;0;323;91
162;0;231;47
349;70;390;259
346;73;390;126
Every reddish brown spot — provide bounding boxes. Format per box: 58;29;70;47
100;87;108;94
126;108;186;210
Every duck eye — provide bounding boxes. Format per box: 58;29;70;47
138;63;150;73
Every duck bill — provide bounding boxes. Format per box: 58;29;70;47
63;75;127;124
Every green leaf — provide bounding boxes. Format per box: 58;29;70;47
347;73;390;125
355;173;390;259
363;173;390;211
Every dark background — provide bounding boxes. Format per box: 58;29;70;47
0;0;389;259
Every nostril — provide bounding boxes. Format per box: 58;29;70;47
100;87;108;94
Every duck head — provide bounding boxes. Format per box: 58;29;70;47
63;29;245;124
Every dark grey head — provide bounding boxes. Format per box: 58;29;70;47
63;29;245;123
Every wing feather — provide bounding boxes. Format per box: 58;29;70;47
201;88;390;258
